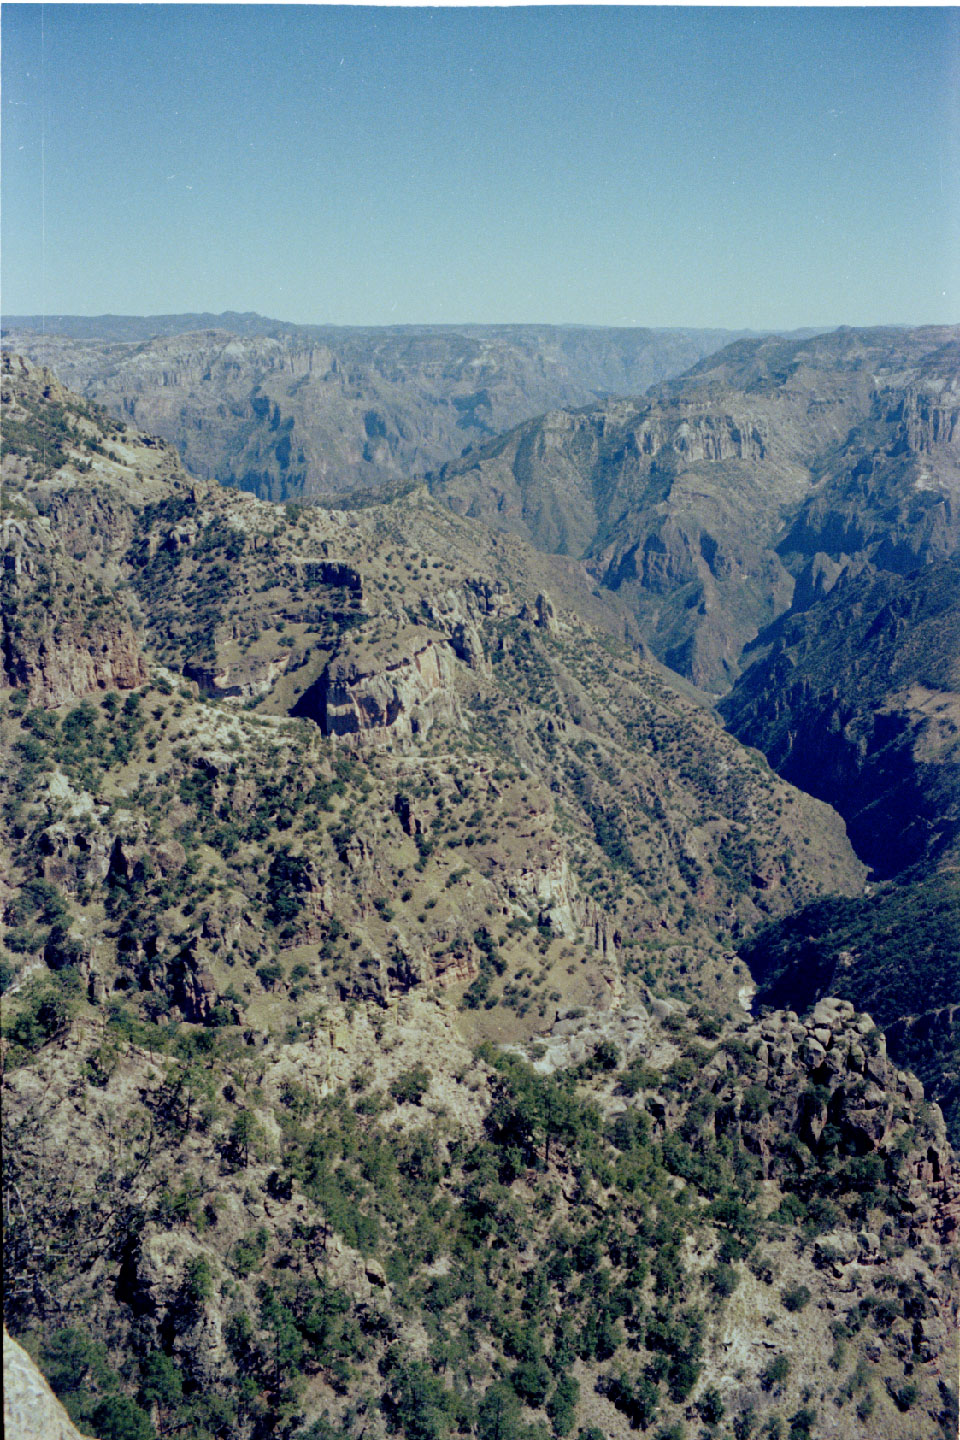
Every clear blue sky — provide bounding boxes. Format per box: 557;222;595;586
3;5;958;329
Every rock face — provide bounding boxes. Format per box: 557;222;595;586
3;1330;96;1440
434;325;960;690
722;559;960;877
727;997;959;1242
2;518;147;709
737;874;960;1145
4;320;753;502
295;637;461;740
0;354;191;707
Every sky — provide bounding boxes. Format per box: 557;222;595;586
2;5;959;330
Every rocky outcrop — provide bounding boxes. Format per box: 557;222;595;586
2;612;146;709
181;652;293;701
295;636;461;740
3;1329;96;1440
669;411;768;463
417;584;495;673
3;516;146;708
708;997;960;1245
887;384;960;455
119;1229;228;1385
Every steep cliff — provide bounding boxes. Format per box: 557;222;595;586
433;326;960;691
721;560;960;878
3;321;753;502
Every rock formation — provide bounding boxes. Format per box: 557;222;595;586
3;1330;97;1440
434;325;960;690
4;319;754;501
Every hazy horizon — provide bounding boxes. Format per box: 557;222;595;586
3;6;958;330
4;311;953;340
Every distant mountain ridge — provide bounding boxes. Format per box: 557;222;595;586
2;310;296;341
2;310;782;344
433;324;960;688
1;318;765;502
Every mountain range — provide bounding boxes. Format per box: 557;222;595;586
1;325;958;1440
1;317;760;503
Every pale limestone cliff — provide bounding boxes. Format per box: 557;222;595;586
3;1329;96;1440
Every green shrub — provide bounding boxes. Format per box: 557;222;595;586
761;1354;790;1391
698;1387;725;1424
91;1394;155;1440
390;1065;432;1105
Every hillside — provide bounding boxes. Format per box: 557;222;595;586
1;356;957;1440
720;561;960;879
1;321;753;504
432;326;960;691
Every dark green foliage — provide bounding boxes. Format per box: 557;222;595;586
733;1408;757;1440
709;1262;739;1298
546;1375;579;1436
266;849;313;928
2;970;82;1055
618;1058;662;1096
226;1109;263;1170
787;1406;816;1440
740;1085;771;1122
44;924;86;971
761;1354;790;1391
6;991;943;1440
233;1227;270;1278
177;1255;215;1325
482;1047;602;1177
390;1066;433;1106
565;763;640;879
40;1326;117;1401
382;1353;460;1440
887;1379;918;1412
0;386;113;474
511;1354;552;1406
697;1386;724;1424
138;1351;183;1411
92;1394;155;1440
298;1418;353;1440
4;878;74;961
31;1327;154;1439
476;1382;522;1440
604;1368;660;1429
